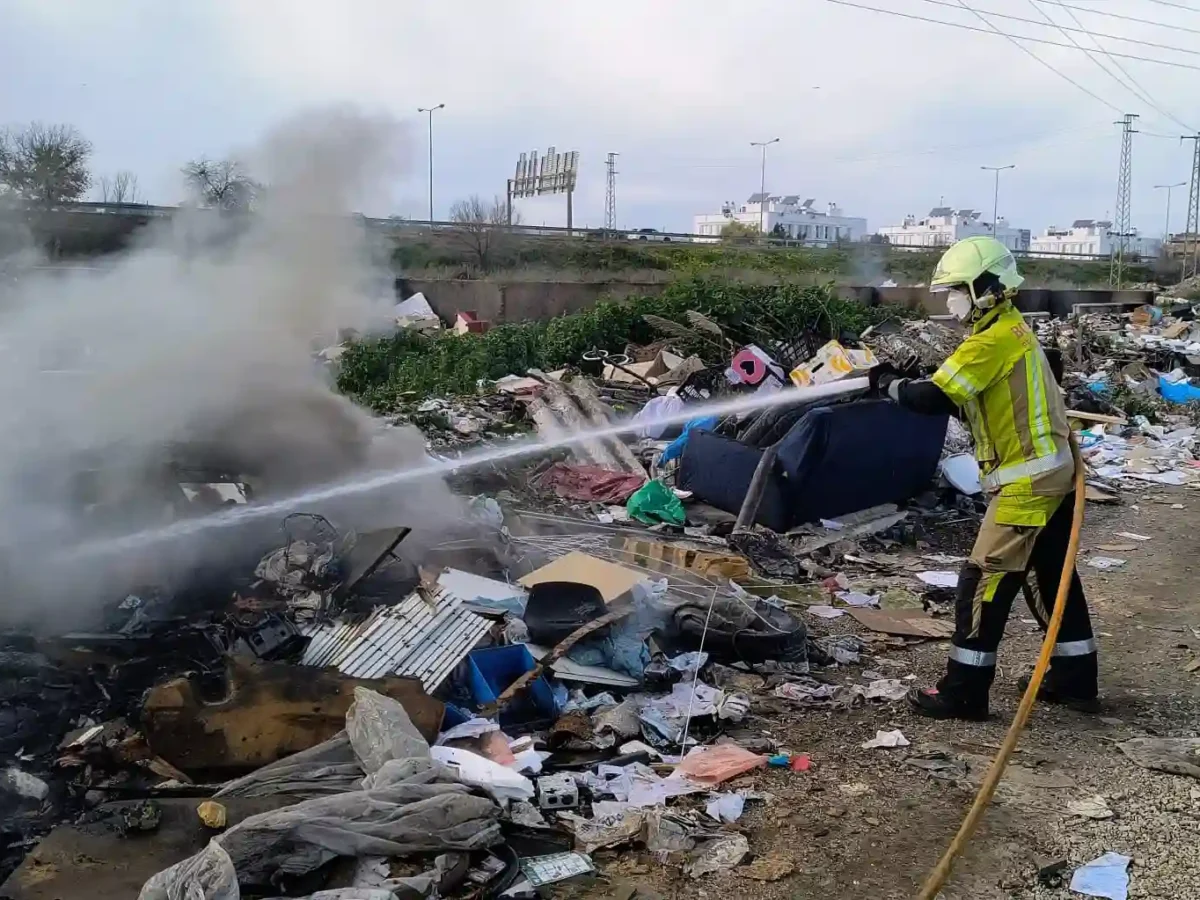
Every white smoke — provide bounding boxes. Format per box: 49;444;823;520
0;105;468;627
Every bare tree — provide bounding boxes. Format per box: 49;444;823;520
181;157;260;211
98;170;142;204
447;194;519;271
0;123;93;206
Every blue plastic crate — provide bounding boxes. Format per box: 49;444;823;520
466;644;558;726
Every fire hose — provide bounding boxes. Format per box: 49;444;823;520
916;432;1086;899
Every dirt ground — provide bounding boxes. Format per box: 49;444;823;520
562;487;1200;900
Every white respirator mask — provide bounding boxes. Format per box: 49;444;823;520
946;288;974;322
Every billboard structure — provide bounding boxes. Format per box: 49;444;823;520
507;147;580;232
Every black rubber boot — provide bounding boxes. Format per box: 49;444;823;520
1016;673;1100;713
907;686;990;722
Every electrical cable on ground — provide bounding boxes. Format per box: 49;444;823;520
679;584;721;751
820;0;1200;70
916;434;1086;899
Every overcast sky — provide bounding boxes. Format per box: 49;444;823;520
4;0;1200;236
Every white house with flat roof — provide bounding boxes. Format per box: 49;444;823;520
693;194;867;245
1030;219;1161;258
876;207;1029;252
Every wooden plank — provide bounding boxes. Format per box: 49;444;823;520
1067;410;1128;426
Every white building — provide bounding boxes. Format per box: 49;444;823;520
876;207;1030;252
693;194;868;245
1030;219;1161;259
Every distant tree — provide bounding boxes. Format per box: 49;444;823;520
182;157;260;211
447;194;520;271
720;219;759;243
98;170;142;204
0;123;93;205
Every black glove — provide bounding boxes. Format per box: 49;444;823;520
868;363;902;397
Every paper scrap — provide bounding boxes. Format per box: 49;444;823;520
1069;852;1131;900
705;792;746;823
862;729;910;750
917;570;959;588
864;678;908;702
519;852;595;887
807;605;846;619
1114;532;1151;541
1086;557;1127;570
836;590;881;608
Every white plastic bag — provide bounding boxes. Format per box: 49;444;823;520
429;746;534;803
346;687;429;774
139;840;238;900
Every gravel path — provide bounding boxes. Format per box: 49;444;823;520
565;488;1200;899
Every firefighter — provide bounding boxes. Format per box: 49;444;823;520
869;235;1098;720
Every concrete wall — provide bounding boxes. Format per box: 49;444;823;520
838;285;1154;318
406;279;669;324
408;278;1155;325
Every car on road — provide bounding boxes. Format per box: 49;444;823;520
627;228;672;242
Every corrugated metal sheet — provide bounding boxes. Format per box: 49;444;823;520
301;586;492;692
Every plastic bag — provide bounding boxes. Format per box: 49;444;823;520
429;746;534;803
626;480;685;526
346;687;429;774
139;839;238;900
674;744;765;785
215;732;362;799
216;784;499;888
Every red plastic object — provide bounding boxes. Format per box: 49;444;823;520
790;753;812;772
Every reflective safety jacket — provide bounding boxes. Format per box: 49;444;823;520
932;301;1073;526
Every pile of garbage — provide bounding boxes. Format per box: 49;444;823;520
12;297;1189;898
0;497;978;900
1035;297;1200;494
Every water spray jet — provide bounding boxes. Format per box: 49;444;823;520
71;377;870;561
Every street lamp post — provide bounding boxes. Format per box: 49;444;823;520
417;103;445;224
751;138;781;235
980;165;1015;237
1154;181;1186;243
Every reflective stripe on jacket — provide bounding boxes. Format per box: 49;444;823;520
932;302;1073;526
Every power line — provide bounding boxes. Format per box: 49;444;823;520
1110;114;1138;288
914;0;1200;57
1025;1;1154;106
604;152;618;232
1142;0;1200;13
1183;135;1200;278
820;0;1200;70
1049;2;1200;36
952;0;1127;114
1039;0;1195;133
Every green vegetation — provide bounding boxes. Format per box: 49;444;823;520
393;234;1154;288
338;278;909;408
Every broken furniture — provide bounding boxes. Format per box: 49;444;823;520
681;399;947;530
142;658;443;772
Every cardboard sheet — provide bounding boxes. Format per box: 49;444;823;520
518;551;644;603
848;608;954;638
